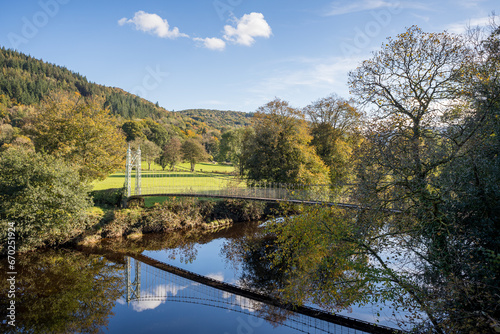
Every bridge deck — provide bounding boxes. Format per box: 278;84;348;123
127;192;363;208
126;193;402;213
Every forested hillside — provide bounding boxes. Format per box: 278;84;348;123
0;47;174;120
178;109;253;131
0;47;251;134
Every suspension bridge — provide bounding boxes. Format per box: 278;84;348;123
124;146;357;207
123;253;404;334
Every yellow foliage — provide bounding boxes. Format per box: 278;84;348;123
27;92;127;181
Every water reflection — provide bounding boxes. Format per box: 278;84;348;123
0;223;394;333
123;255;370;334
0;249;124;334
222;234;288;299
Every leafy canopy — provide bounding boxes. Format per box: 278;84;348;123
27;92;126;182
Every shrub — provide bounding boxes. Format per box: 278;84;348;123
90;188;125;208
0;148;92;253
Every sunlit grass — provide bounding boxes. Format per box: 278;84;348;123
92;161;238;192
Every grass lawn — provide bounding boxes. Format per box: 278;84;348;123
92;161;239;193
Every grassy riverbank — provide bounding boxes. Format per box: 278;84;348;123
75;198;282;247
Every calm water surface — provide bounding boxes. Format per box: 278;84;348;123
0;222;398;333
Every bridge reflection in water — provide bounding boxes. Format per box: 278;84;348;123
124;255;401;334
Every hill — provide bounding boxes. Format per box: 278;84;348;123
178;109;253;131
0;47;175;120
0;47;256;137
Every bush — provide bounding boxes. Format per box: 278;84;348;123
0;148;92;253
90;188;125;208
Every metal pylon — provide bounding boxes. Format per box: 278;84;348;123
125;257;141;304
124;145;142;197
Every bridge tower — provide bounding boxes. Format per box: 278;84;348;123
125;257;141;304
124;145;142;197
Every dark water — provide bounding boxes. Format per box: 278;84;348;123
0;222;396;334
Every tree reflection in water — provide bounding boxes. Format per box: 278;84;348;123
221;233;300;327
0;249;124;334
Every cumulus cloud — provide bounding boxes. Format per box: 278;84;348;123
193;37;226;51
223;12;272;46
118;11;271;50
118;11;188;39
131;283;189;312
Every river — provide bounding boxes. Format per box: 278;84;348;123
0;221;402;333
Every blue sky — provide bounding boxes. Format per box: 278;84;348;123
0;0;498;112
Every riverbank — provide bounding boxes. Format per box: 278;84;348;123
74;197;284;247
0;194;293;256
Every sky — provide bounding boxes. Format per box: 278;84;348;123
0;0;498;113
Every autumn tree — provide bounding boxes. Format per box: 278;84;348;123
142;118;171;148
181;138;208;172
129;138;161;171
262;26;500;333
201;129;220;161
27;93;126;182
427;23;500;332
158;136;182;171
349;25;490;332
304;94;362;189
240;98;329;185
121;120;146;142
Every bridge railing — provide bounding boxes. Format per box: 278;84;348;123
123;147;357;203
126;169;356;204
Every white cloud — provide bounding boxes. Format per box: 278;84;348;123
118;10;189;39
193;37;226;51
130;283;189;312
445;16;492;34
223;12;272;46
206;272;225;281
246;55;366;109
412;13;430;22
222;291;263;312
255;56;363;95
325;0;429;16
455;0;487;9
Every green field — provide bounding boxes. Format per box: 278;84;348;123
92;161;334;205
92;161;238;192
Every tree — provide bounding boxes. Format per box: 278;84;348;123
181;138;208;172
217;127;248;168
304;94;362;188
27;93;126;182
347;25;498;332
121;120;146;142
348;25;493;332
143;118;171;148
0;250;123;333
428;23;500;333
0;147;92;253
158;136;182;171
240;98;329;185
0;123;15;147
202;130;220;161
261;26;500;333
129;138;161;171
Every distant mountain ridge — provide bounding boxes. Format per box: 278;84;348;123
0;46;252;131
